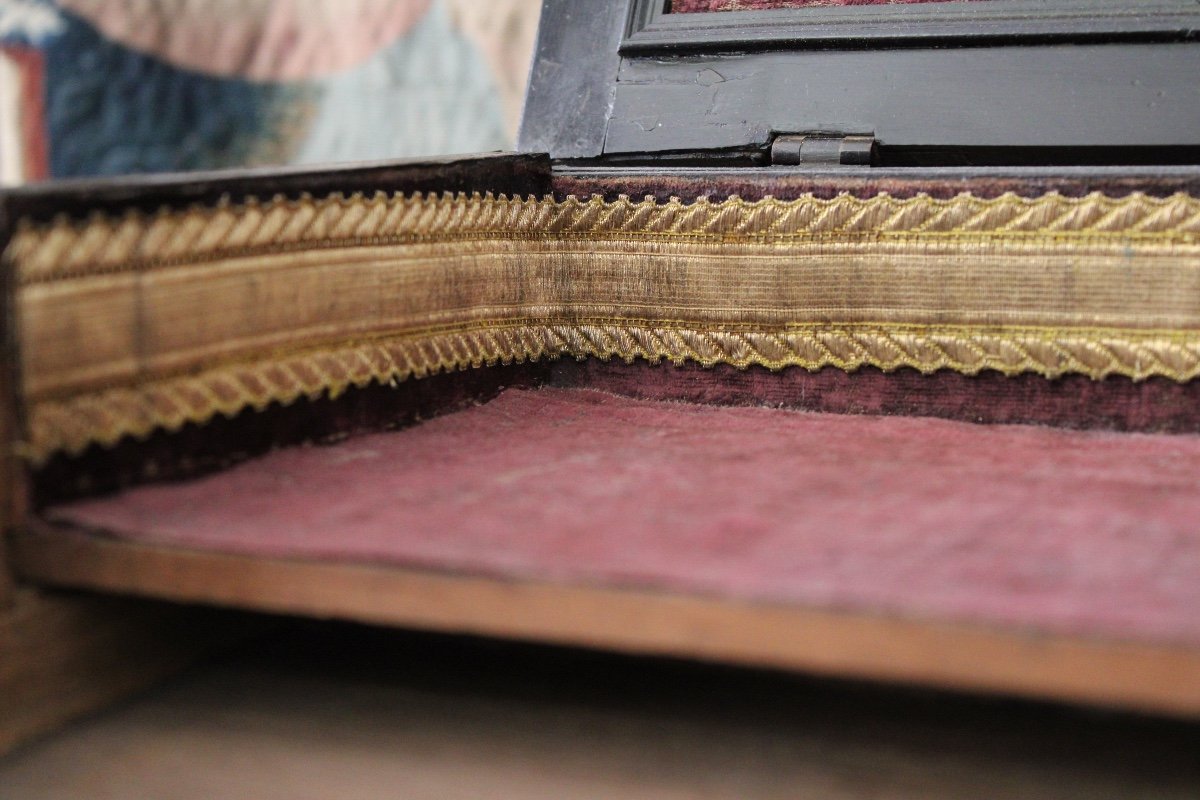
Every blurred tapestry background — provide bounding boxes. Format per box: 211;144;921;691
0;0;542;184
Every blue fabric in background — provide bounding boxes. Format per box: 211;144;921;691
44;12;307;177
3;0;518;180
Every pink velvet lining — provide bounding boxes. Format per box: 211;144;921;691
50;389;1200;647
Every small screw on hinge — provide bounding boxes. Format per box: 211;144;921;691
770;134;876;167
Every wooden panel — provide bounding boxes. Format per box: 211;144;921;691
630;0;1200;50
3;620;1200;798
0;153;551;224
605;44;1200;155
521;0;1200;160
12;522;1200;719
0;588;263;756
518;0;626;158
0;196;19;606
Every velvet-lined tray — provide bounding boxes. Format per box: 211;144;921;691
17;386;1200;716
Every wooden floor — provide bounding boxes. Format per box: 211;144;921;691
2;621;1199;799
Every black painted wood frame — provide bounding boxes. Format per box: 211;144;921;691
519;0;1200;165
629;0;1200;52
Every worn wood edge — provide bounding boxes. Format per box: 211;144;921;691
12;520;1200;719
0;153;552;224
0;195;22;607
0;586;265;757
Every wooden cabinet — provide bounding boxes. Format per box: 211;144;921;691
3;0;1200;757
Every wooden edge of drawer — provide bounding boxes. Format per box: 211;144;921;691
11;519;1200;719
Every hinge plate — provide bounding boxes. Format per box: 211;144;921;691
770;134;876;167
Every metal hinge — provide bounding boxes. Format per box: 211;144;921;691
769;134;876;167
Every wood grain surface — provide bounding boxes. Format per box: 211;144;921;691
13;522;1200;718
1;196;18;606
3;618;1200;799
0;588;262;755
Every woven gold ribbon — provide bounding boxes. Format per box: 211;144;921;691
7;190;1200;462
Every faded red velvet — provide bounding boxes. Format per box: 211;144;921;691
672;0;985;12
51;389;1200;647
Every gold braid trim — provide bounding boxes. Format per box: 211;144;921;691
26;321;1200;460
8;190;1200;462
13;190;1200;284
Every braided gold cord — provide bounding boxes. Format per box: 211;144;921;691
25;322;1200;461
12;190;1200;284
